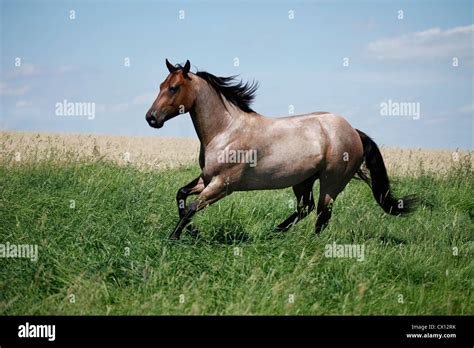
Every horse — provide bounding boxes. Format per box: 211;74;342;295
146;59;417;240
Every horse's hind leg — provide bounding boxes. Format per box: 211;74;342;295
274;176;316;233
315;175;351;234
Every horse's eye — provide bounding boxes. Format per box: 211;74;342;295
169;85;179;94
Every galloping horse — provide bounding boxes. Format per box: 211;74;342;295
146;59;417;240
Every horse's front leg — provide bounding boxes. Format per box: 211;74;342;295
176;176;205;236
170;176;228;240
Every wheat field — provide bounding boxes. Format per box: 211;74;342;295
1;131;472;175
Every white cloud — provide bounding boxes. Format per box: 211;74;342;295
0;81;30;96
108;102;130;113
423;108;472;125
106;93;156;112
365;24;474;61
131;93;156;105
56;65;80;74
15;100;31;108
11;63;43;77
458;103;474;114
6;64;85;79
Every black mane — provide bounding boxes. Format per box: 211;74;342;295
171;63;258;113
196;71;258;113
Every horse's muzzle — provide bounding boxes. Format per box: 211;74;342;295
146;111;164;129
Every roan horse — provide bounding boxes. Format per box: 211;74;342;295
146;59;417;240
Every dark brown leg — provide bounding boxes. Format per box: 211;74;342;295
315;175;349;234
315;192;334;234
274;177;316;233
170;176;228;240
176;176;204;236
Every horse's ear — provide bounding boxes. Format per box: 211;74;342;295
182;60;191;79
166;59;177;73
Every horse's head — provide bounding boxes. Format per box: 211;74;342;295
146;59;195;128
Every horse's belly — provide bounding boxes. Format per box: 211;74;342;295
234;153;323;191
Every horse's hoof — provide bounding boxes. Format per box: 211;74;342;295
169;234;180;241
272;227;288;233
188;227;200;238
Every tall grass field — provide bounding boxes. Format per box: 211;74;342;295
0;155;473;315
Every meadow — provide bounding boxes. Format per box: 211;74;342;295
0;131;473;315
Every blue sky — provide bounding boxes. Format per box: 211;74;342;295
1;0;472;149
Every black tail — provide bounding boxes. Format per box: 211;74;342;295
356;129;418;215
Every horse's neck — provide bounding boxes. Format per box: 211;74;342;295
189;80;239;147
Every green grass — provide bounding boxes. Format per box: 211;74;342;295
0;160;473;315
